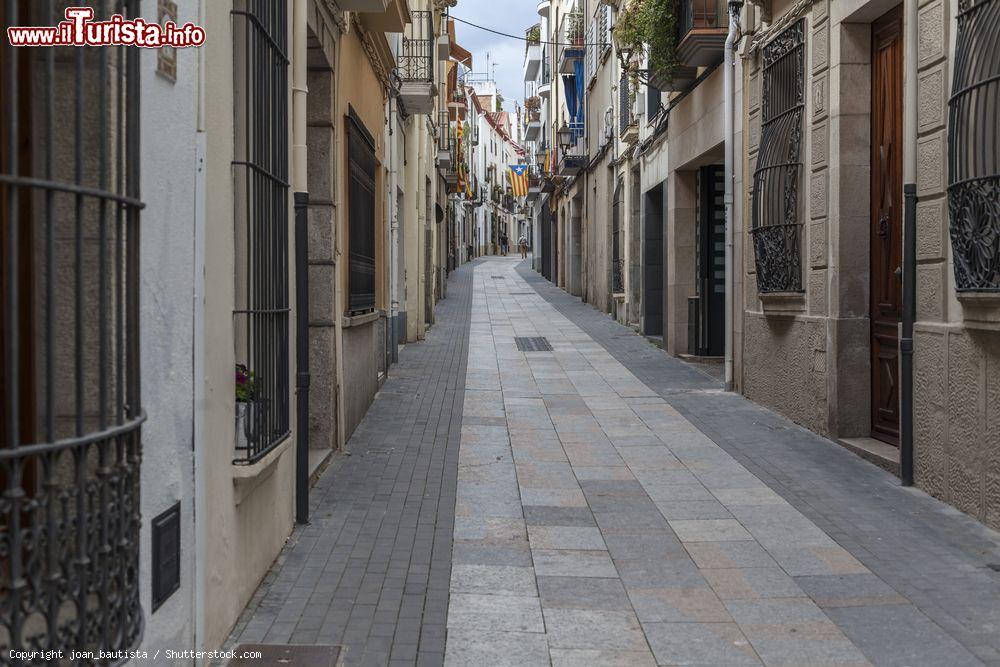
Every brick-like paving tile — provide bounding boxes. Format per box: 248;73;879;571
226;261;474;665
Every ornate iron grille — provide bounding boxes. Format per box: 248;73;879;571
751;19;805;293
400;10;434;83
948;0;1000;291
612;178;625;293
1;0;144;659
232;0;291;463
347;107;377;314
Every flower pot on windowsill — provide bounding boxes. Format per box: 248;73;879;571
235;400;265;455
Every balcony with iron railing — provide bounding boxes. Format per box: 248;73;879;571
524;25;542;81
557;121;588;176
398;10;436;114
677;0;728;67
539;46;553;94
558;10;586;74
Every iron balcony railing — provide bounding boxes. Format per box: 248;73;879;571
540;47;552;86
400;10;435;83
1;0;145;658
679;0;727;36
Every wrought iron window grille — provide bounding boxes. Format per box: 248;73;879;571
751;19;805;294
232;0;291;464
948;0;1000;291
1;0;144;657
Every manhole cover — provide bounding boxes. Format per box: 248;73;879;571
515;336;554;352
230;645;340;666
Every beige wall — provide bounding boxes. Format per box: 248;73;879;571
200;0;296;650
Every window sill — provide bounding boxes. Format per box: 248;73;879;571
342;310;380;328
759;291;806;316
958;292;1000;330
232;436;293;506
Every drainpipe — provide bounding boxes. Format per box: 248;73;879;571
292;0;310;522
900;0;918;486
723;0;743;392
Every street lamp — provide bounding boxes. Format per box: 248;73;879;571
557;121;573;152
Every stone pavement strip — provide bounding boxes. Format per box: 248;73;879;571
446;257;999;667
230;256;1000;667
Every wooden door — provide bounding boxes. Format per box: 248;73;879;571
870;6;904;445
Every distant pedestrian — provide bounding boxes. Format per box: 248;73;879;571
499;232;509;256
518;235;528;259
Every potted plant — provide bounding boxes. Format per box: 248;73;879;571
235;363;259;453
613;0;680;90
526;24;541;47
568;12;585;46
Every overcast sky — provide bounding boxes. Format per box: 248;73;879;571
452;0;540;114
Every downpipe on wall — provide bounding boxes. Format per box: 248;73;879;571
900;0;918;487
292;0;310;522
724;0;743;393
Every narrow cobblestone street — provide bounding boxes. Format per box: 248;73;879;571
231;257;1000;666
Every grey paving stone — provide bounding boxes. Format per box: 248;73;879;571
537;576;632;611
516;260;1000;659
548;649;657;666
685;541;780;570
669;519;754;543
642;622;761;665
444;630;550;667
527;525;607;550
451;542;533;567
703;567;805;600
543;609;648;651
447;593;545;633
449;564;538;596
533;549;618;578
653;499;734;520
523;505;597;527
628;587;733;623
793;574;908;608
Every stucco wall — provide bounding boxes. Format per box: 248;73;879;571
200;0;296;650
137;0;198;651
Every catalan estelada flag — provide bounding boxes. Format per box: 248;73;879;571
509;164;529;197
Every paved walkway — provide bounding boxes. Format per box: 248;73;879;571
230;256;1000;667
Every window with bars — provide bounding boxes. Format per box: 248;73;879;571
347;107;378;314
948;0;1000;291
1;0;144;655
232;0;291;463
751;20;805;294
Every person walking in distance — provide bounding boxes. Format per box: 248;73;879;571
518;234;528;259
499;231;509;256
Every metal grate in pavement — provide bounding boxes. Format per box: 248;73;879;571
515;336;553;352
491;275;506;279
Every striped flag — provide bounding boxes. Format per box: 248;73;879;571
509;164;529;197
